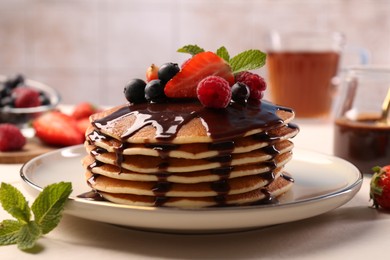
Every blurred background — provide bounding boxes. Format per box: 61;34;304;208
1;0;389;106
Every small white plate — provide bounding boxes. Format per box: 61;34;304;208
20;145;362;233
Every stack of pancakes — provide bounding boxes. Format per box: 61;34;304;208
81;100;298;208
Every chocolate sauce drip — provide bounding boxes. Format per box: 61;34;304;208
261;170;275;182
87;173;100;186
88;130;108;142
258;189;276;205
262;144;280;155
152;181;172;197
93;100;290;143
282;173;294;183
154;196;169;207
207;154;232;164
212;167;233;179
208;141;235;154
87;160;104;171
211;179;230;195
77;190;106;201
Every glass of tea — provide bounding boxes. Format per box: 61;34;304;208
266;31;345;119
333;66;390;173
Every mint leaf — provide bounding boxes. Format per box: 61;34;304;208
0;183;31;223
216;46;230;62
177;45;205;56
31;182;72;234
17;221;41;250
0;182;72;251
229;49;267;74
0;220;23;245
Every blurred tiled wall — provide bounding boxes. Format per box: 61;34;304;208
1;0;390;106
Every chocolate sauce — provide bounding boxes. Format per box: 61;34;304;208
93;100;290;142
77;190;106;201
87;100;294;207
334;115;390;173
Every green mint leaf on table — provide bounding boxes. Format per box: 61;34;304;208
229;49;266;74
0;183;31;223
0;220;23;246
0;182;72;250
17;221;42;250
32;182;72;234
216;46;230;62
177;44;205;55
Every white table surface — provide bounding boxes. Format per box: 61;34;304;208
0;118;388;260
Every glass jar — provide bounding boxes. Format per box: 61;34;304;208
333;66;390;173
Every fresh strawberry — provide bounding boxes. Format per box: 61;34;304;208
0;123;26;151
33;111;84;147
12;87;41;108
71;102;98;120
76;117;90;135
197;76;231;108
146;64;159;82
164;52;235;98
370;165;390;210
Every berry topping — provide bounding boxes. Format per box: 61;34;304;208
146;64;159;82
71;102;98;120
124;79;147;104
370;165;390;210
196;76;232;109
158;62;180;83
145;79;166;102
0;123;26;152
3;74;24;91
33;111;84;147
165;52;235;99
12;87;41;108
235;71;266;100
231;82;250;104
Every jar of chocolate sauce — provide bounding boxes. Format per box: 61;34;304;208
333;66;390;173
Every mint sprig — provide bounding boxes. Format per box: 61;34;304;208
177;45;205;55
0;182;72;250
177;44;267;74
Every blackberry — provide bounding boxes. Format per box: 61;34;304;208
124;79;147;103
158;63;180;83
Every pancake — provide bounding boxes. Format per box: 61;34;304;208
85;123;298;159
81;99;299;208
81;151;292;183
97;174;293;208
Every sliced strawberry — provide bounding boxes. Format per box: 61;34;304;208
33;111;84;147
71;102;98;120
164;52;235;98
76;117;90;135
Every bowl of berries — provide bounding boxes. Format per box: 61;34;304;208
0;74;61;129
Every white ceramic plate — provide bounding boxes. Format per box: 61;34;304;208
20;145;362;233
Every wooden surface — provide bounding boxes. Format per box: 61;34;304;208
0;138;56;164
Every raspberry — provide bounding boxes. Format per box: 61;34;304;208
12;87;41;108
235;71;266;100
0;123;26;151
196;76;232;108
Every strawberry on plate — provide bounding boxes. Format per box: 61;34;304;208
164;51;235;98
370;165;390;210
71;102;98;120
33;111;84;147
